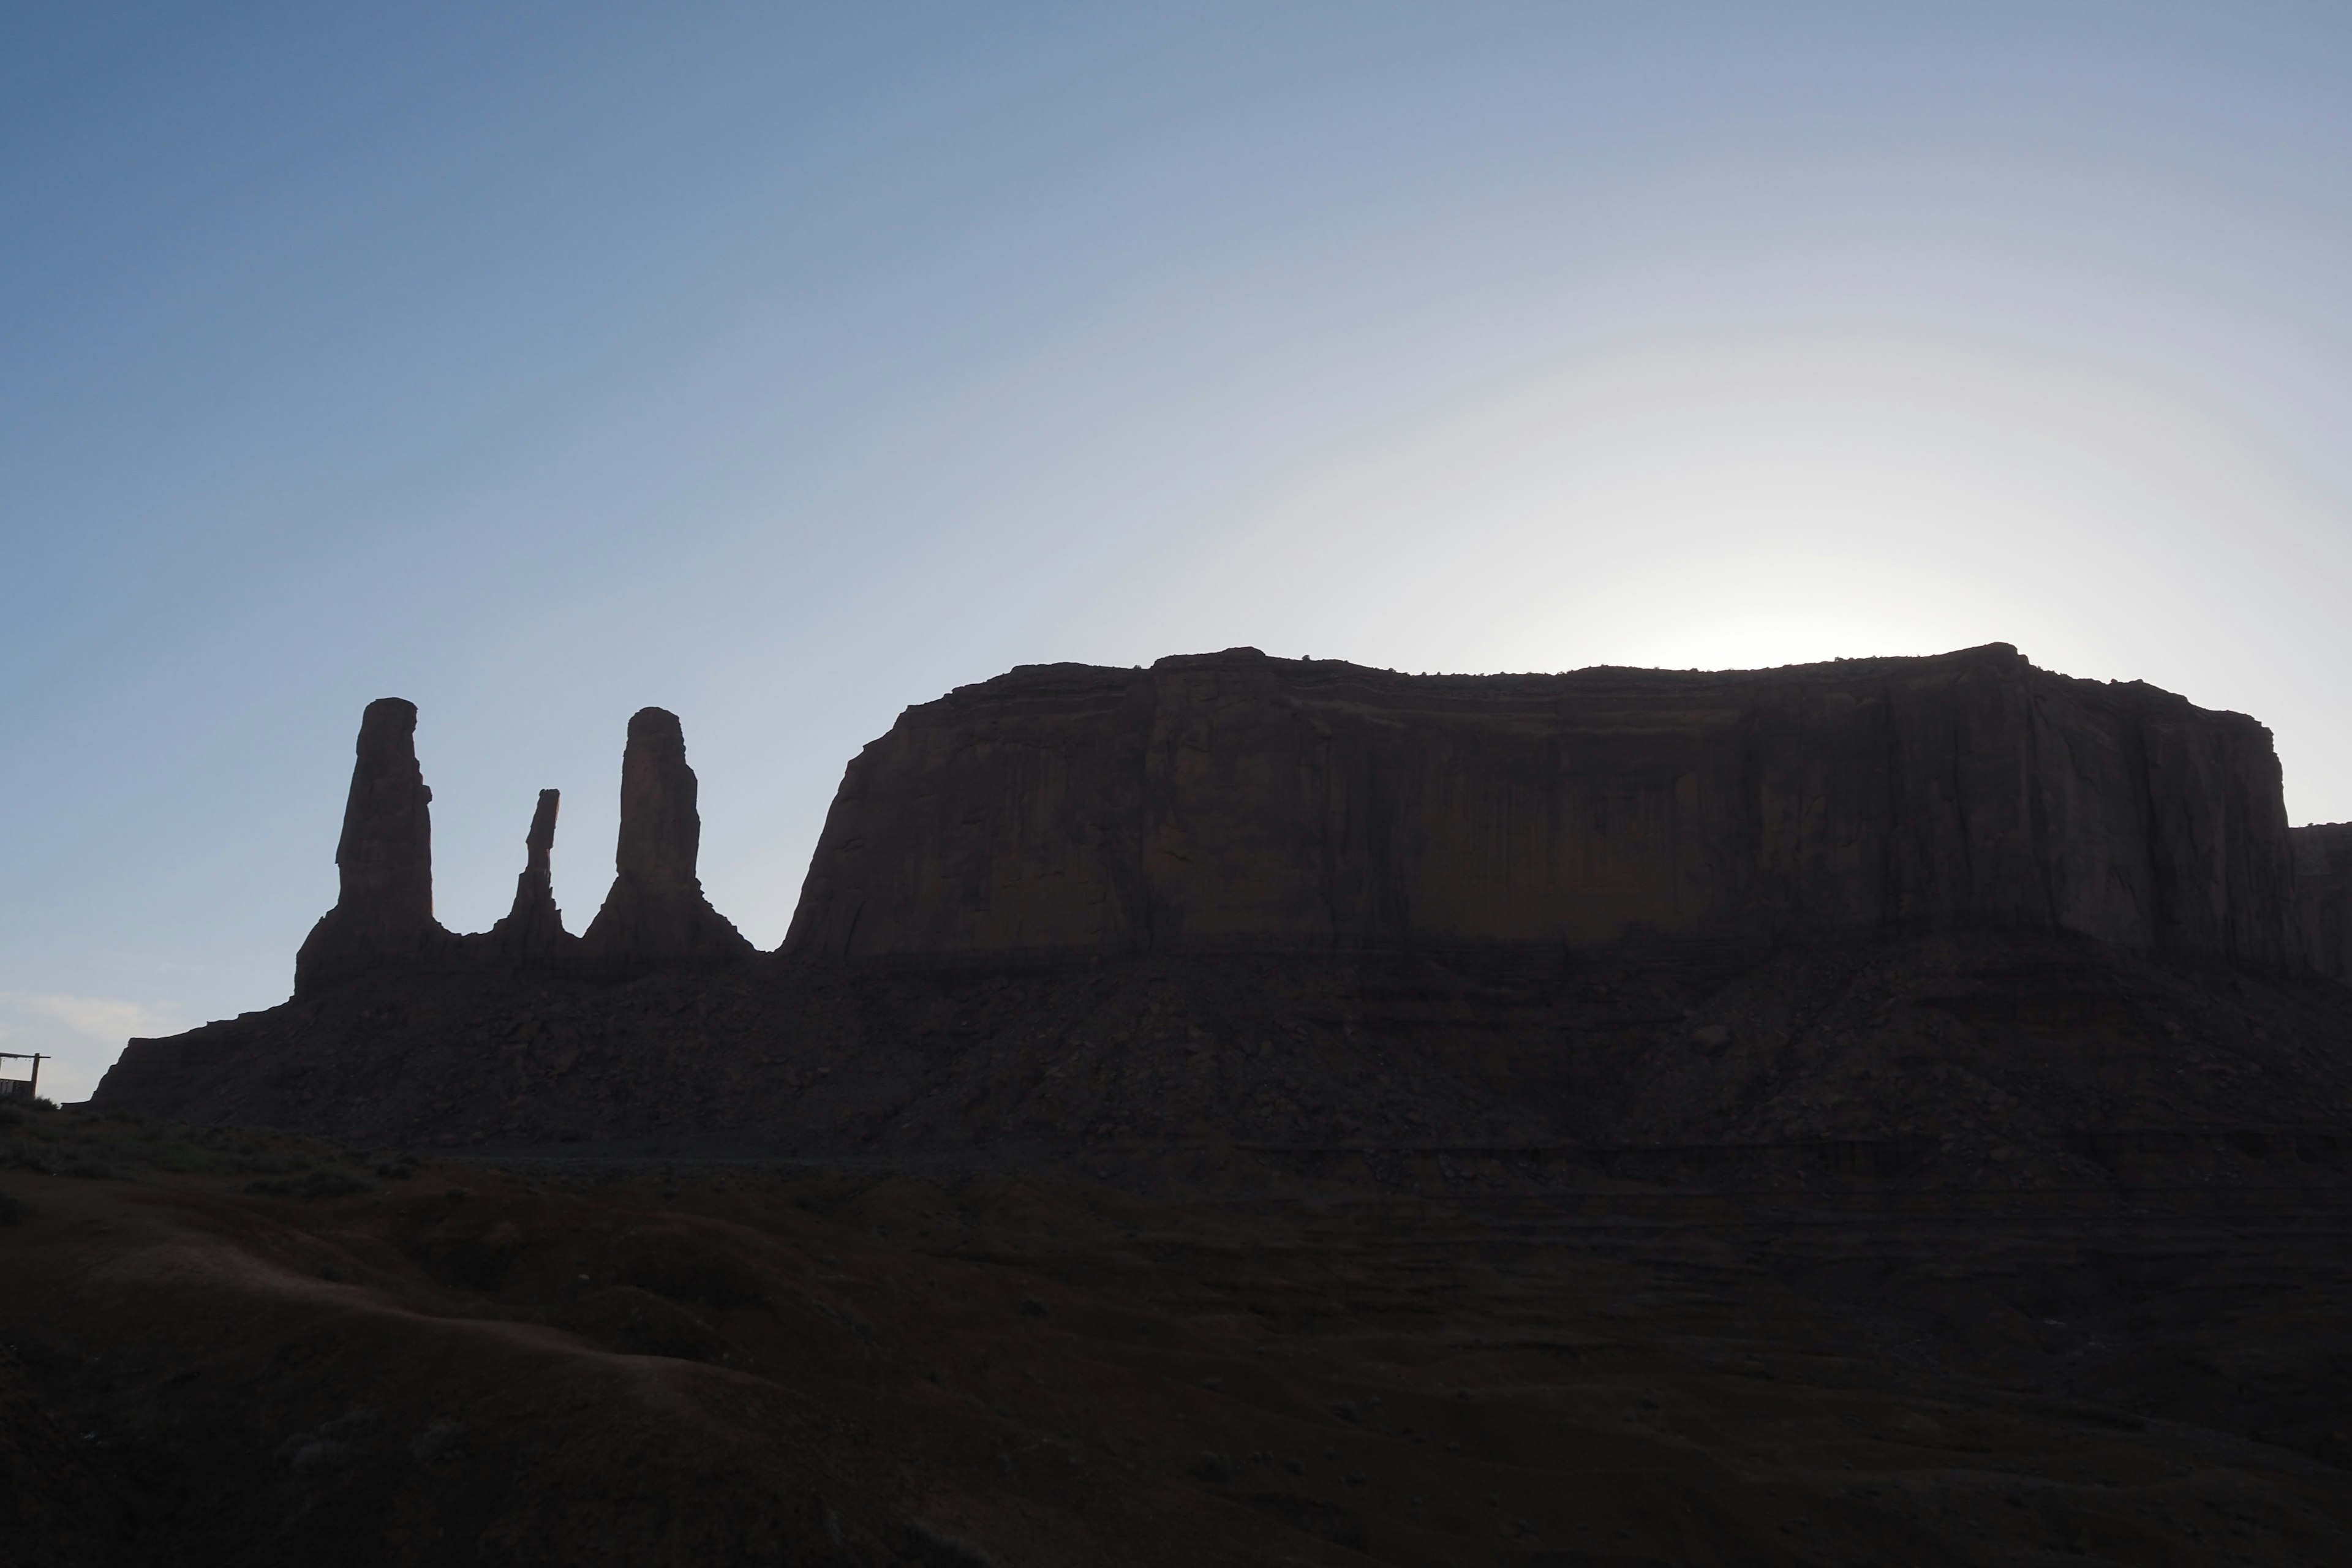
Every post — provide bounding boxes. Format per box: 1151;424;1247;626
0;1052;42;1102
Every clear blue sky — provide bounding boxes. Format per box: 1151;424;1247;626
8;3;2352;1099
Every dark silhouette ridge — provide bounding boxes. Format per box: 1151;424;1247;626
292;697;451;993
579;707;754;971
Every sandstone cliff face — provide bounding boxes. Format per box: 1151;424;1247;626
579;707;753;968
294;698;452;992
2294;824;2352;981
785;645;2307;967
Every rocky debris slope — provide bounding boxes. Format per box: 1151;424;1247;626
92;931;2352;1199
788;644;2315;969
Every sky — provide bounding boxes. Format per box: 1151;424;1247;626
7;2;2352;1101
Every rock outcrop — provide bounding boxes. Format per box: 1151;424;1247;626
264;649;2349;1001
579;708;753;970
482;788;575;963
785;644;2310;967
294;698;451;993
291;702;750;993
2295;824;2352;982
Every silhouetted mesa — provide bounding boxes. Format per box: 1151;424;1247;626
86;643;2352;1172
293;697;452;993
233;646;2352;1009
788;643;2328;971
579;707;753;970
483;787;575;963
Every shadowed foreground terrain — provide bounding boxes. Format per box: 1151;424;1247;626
4;1102;2351;1567
67;933;2352;1564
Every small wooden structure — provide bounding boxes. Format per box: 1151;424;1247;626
0;1052;43;1103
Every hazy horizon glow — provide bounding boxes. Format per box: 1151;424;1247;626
8;4;2352;1098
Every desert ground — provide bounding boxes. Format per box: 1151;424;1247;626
13;933;2352;1565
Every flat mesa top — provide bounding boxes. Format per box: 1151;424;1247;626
919;642;2237;725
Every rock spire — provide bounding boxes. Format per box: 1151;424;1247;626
580;707;754;968
484;788;575;962
294;698;450;993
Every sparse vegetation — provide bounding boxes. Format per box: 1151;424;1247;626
0;1105;356;1184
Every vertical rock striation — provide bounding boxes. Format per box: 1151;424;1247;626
294;698;451;993
274;653;2346;997
2294;824;2352;981
785;644;2313;968
483;788;576;963
580;707;754;969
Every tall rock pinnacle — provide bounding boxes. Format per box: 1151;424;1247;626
580;707;753;968
485;788;575;962
294;698;450;993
